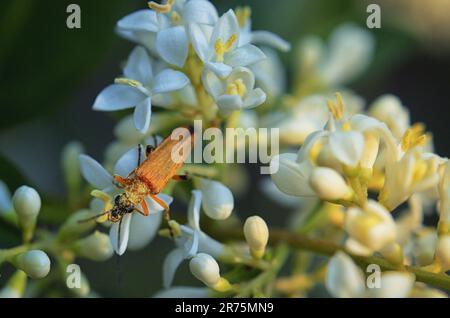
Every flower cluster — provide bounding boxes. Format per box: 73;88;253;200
1;0;449;299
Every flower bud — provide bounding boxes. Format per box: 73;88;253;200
61;141;84;195
435;235;450;271
0;270;27;298
189;253;231;292
72;231;114;261
12;250;50;279
368;95;410;139
243;216;269;259
309;167;352;201
200;179;234;220
58;209;97;241
12;186;41;242
326;252;365;298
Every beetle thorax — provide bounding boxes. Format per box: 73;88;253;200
124;179;149;206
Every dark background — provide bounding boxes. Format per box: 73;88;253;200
0;0;449;297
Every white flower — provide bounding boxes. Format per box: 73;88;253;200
202;66;266;115
368;95;410;139
243;216;269;259
189;9;266;78
116;0;219;67
249;47;286;99
162;190;224;288
380;150;444;211
345;200;397;255
79;146;173;255
326;252;415;298
12;250;50;279
326;251;366;298
235;6;290;52
270;153;315;197
93;46;189;133
200;179;234;220
318;24;375;86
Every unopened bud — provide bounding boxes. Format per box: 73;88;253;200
62;141;84;194
200;179;234;220
309;167;352;201
12;186;41;242
189;253;231;292
12;250;50;279
243;216;269;259
72;231;114;261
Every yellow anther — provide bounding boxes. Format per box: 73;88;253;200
341;121;352;131
91;190;112;223
148;0;174;13
114;77;142;88
226;78;246;97
327;92;344;120
171;11;181;24
214;34;238;62
168;220;183;237
401;126;428;152
236;6;251;28
309;141;323;163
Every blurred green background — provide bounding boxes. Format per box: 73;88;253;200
0;0;449;297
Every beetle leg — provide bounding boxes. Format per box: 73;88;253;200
113;175;131;188
149;194;173;238
146;145;155;157
172;175;189;181
138;199;149;216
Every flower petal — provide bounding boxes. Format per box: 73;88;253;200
216;94;243;115
188;190;202;230
117;10;159;32
127;212;162;251
133;97;152;133
201;69;225;99
206;62;233;78
156;26;189;68
152;70;189;95
270;153;315;197
329;131;364;167
109;213;133;255
243;88;266;109
326;252;366;298
251;31;291;52
227;44;266;67
124;46;153;85
113;146;144;177
369;272;415;298
163;247;185;288
188;23;212;62
183;0;219;25
79;155;112;189
210;10;240;51
93;84;146;111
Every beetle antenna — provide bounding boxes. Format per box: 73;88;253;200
78;211;109;224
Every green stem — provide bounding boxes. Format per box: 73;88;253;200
213;227;450;291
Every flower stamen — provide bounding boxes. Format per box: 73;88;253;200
214;34;238;62
226;78;247;97
148;0;175;13
236;6;251;28
401;124;428;152
327;92;344;120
